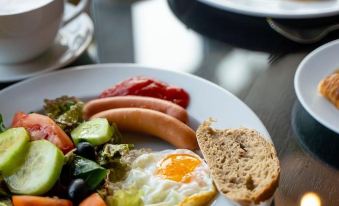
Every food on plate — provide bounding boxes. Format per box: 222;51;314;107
105;188;143;206
0;175;9;197
99;76;190;108
0;128;30;176
68;155;108;190
44;96;84;135
97;144;134;168
0;199;11;206
67;178;90;203
5;140;64;195
318;70;339;109
96;144;136;188
0;115;5;133
71;118;113;146
103;149;216;206
83;96;189;123
74;142;97;161
0;76;278;206
11;112;74;154
196;120;280;206
91;108;198;150
12;195;72;206
0;77;206;206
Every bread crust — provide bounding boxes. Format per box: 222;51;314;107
196;119;280;206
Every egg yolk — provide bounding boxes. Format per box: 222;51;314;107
156;154;201;183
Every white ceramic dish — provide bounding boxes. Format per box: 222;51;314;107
198;0;339;19
0;3;94;83
0;64;273;206
295;40;339;134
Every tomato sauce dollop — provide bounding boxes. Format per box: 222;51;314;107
99;76;190;108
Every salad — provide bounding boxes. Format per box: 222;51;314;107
0;76;213;206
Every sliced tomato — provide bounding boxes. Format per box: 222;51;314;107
12;112;74;154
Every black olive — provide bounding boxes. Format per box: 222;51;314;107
68;178;91;203
75;142;96;160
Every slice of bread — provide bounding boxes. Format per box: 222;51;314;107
196;119;280;206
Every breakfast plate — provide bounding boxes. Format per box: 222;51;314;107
0;3;94;83
0;64;273;205
198;0;339;19
295;39;339;134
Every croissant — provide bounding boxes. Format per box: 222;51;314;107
318;70;339;109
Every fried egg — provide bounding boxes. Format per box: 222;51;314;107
120;149;217;206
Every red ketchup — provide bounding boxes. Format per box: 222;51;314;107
100;76;190;108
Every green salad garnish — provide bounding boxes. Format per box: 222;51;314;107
0;176;8;197
97;144;134;183
73;155;107;190
106;189;143;206
97;144;134;166
107;123;123;145
43;96;84;134
0;198;12;206
0;115;6;133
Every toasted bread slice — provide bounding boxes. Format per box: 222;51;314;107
196;120;280;206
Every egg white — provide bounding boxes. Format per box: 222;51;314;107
120;149;216;206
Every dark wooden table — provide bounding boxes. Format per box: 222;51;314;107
1;0;339;205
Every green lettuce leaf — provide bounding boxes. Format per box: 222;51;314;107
107;123;123;145
0;198;12;206
106;189;143;206
97;144;133;183
106;164;130;183
44;96;79;117
43;96;84;134
0;115;6;133
0;176;8;197
72;155;107;190
97;144;134;166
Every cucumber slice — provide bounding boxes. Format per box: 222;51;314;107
71;118;113;146
4;140;64;195
0;128;29;176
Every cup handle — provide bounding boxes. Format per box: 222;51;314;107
62;0;89;26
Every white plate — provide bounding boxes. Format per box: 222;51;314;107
198;0;339;19
0;64;273;206
0;3;94;83
295;40;339;134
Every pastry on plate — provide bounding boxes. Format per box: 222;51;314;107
318;70;339;109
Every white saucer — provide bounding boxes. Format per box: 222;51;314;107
295;40;339;134
0;3;94;83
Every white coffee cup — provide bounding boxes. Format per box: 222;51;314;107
0;0;89;64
